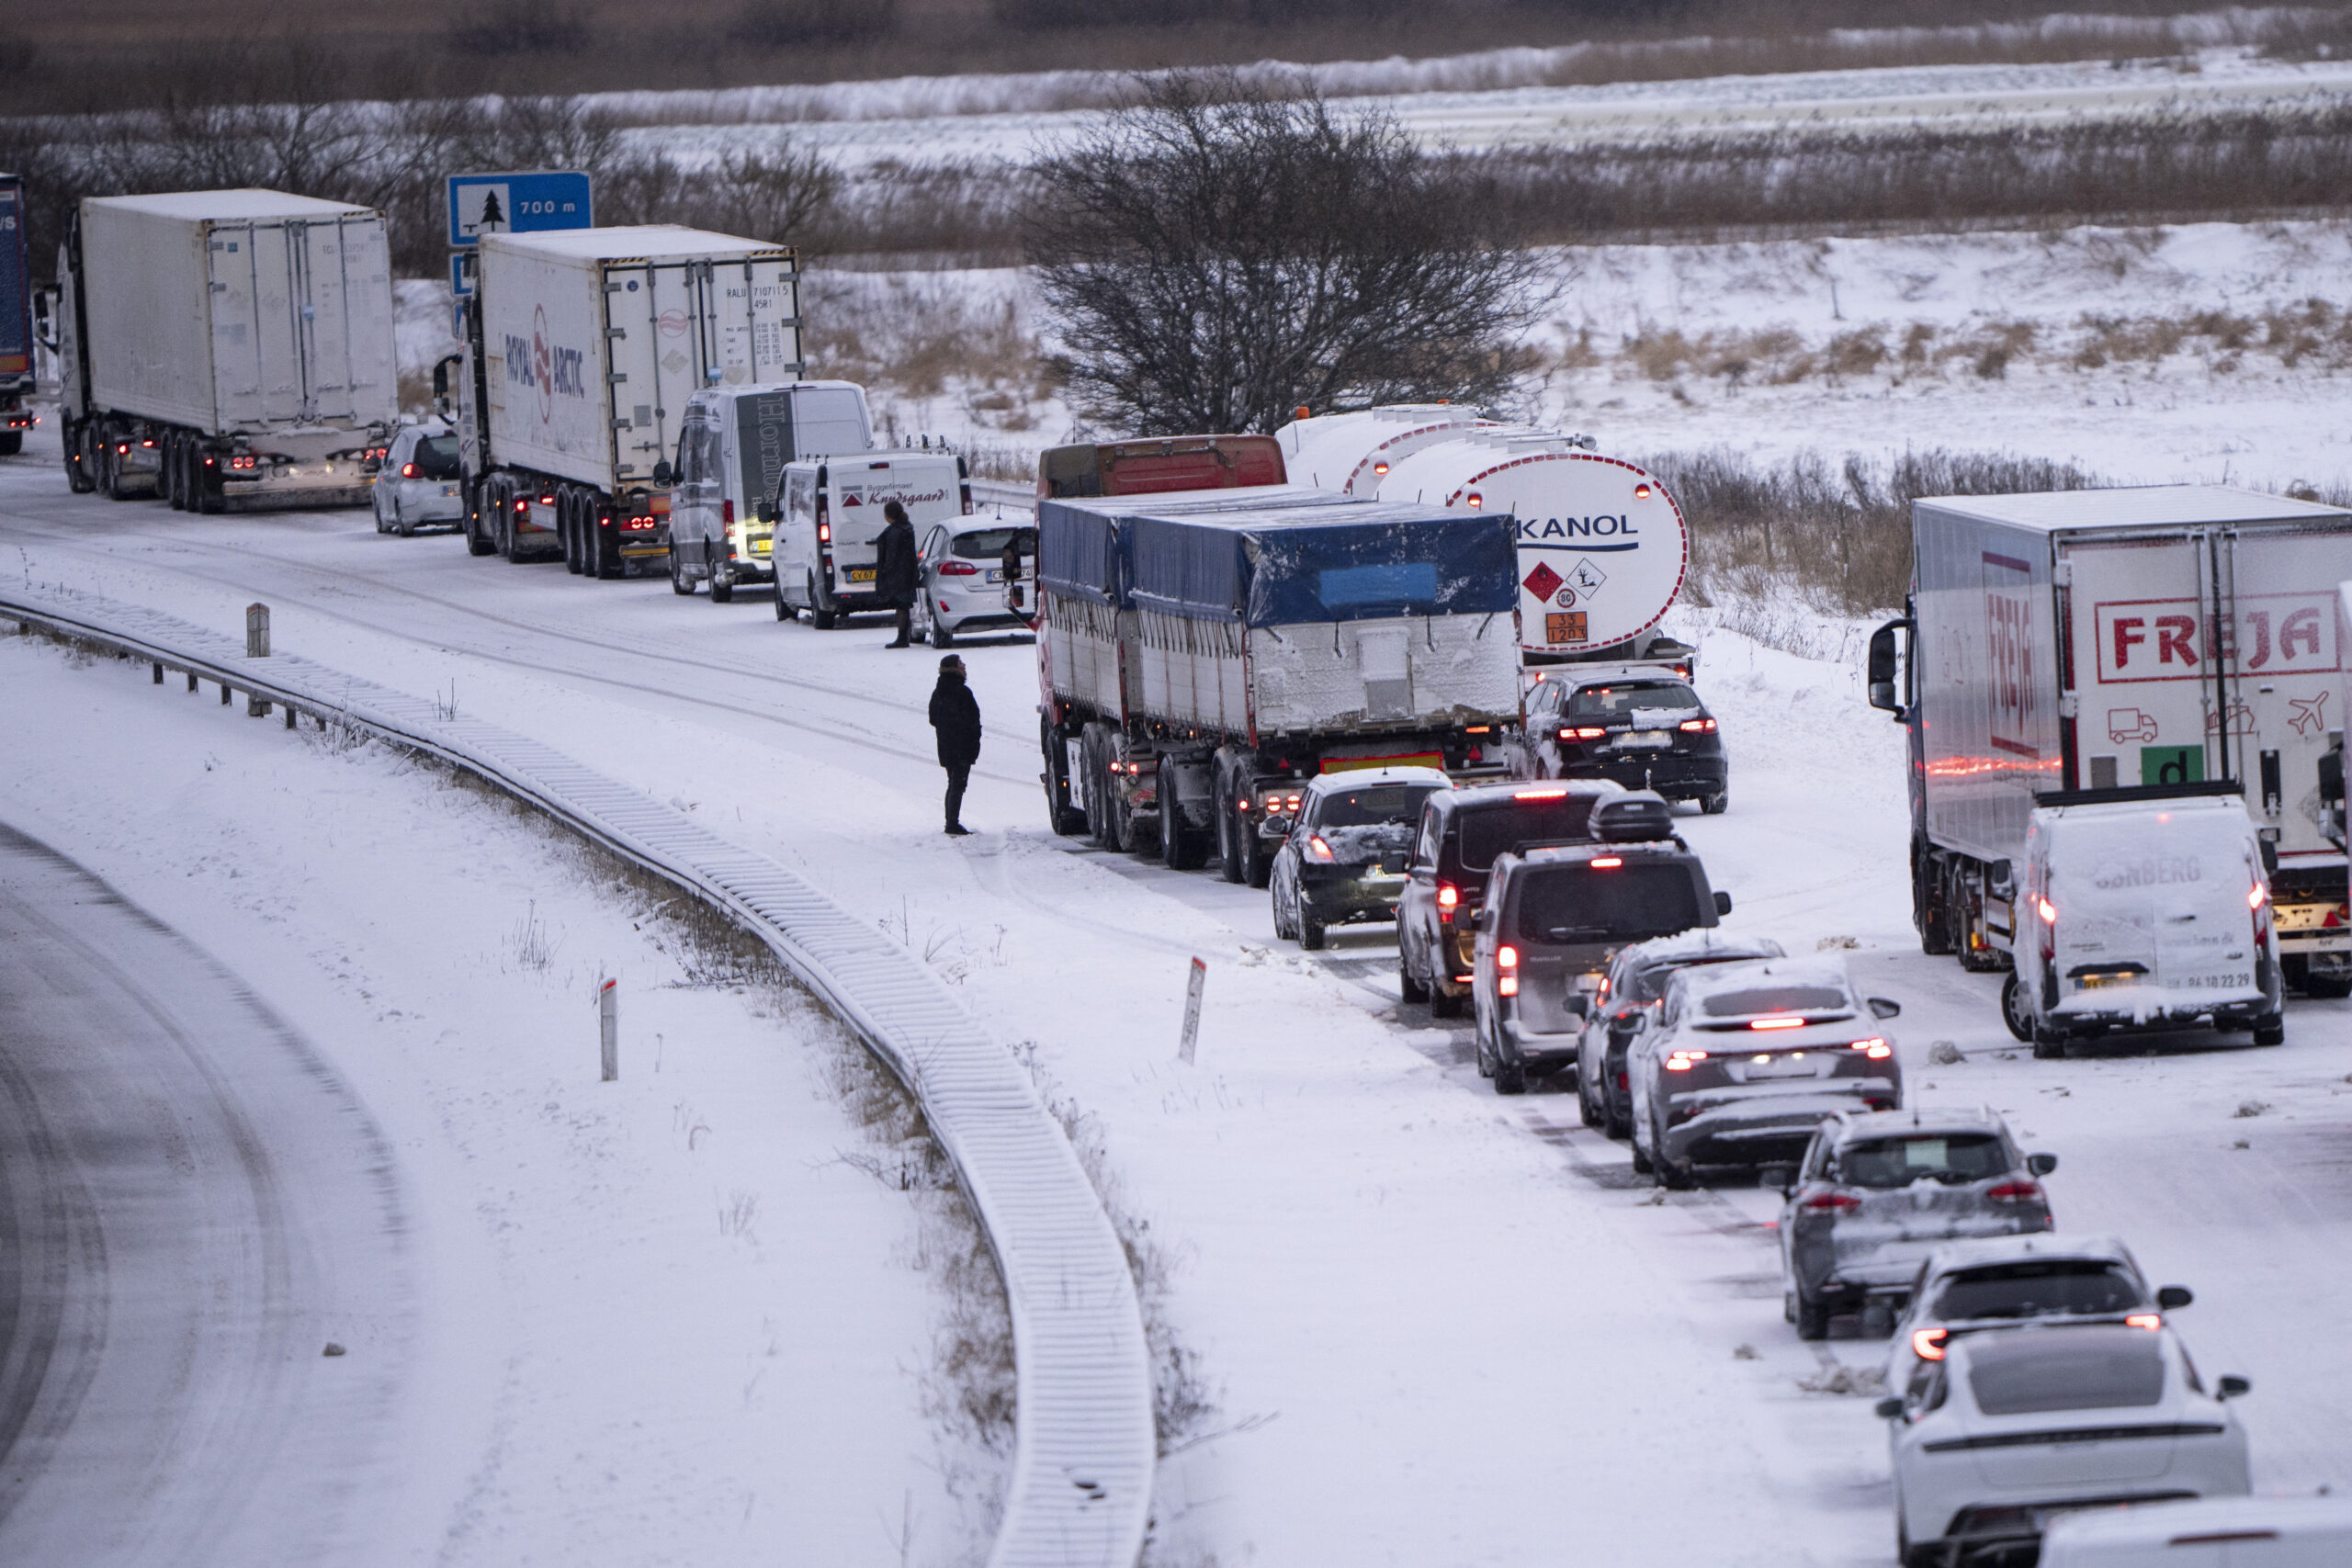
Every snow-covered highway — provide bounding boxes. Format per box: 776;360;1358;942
2;440;2346;1565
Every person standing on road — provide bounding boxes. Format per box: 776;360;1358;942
929;654;981;836
876;499;919;648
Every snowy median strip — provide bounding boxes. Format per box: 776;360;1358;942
0;581;1155;1568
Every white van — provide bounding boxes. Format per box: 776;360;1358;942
773;451;970;627
666;381;873;601
2040;1495;2352;1567
2002;785;2284;1055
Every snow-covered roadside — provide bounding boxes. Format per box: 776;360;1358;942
0;627;1000;1568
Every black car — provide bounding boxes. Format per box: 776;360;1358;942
1574;931;1788;1137
1396;779;1625;1016
1467;794;1735;1095
1269;766;1454;949
1523;668;1726;814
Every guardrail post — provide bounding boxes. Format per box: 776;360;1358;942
285;706;297;730
220;682;232;706
152;661;163;684
245;604;270;659
187;670;198;693
598;978;619;1081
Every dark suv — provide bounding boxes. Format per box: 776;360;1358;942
1574;931;1788;1136
1397;780;1624;1017
1522;668;1726;814
1467;796;1736;1094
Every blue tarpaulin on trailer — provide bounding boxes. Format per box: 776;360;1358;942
1035;498;1126;606
1125;501;1519;627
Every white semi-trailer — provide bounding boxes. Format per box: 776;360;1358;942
1868;485;2352;998
455;226;802;577
51;189;398;510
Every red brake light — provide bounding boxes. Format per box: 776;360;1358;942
1437;884;1460;921
1303;834;1335;864
1515;786;1569;799
2037;897;2058;925
514;499;527;513
818;522;831;544
1749;1016;1805;1031
1849;1038;1892;1059
722;499;734;526
1664;1049;1708;1071
2123;1314;2163;1331
1589;856;1623;869
1984;1180;2042;1203
1562;726;1608;740
1465;491;1482;509
1679;717;1716;732
939;559;979;576
1802;1191;1861;1211
1497;945;1518;969
401;462;417;478
1913;1328;1949;1361
2248;883;2267;911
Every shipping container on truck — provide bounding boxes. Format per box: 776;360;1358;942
1036;484;1525;884
0;175;33;454
455;226;802;578
1866;485;2352;997
1275;407;1698;673
50;189;397;510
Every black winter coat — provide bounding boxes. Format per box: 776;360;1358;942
874;518;919;605
929;672;982;767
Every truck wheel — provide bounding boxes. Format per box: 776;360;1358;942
1243;826;1272;889
164;435;186;510
1080;726;1112;847
63;432;95;493
1043;719;1086;836
1159;779;1199;867
1215;771;1244;884
1917;852;1954;956
710;570;734;604
669;549;692;593
563;507;585;574
2030;1021;2068;1060
99;442;126;501
2000;971;2035;1043
0;431;19;457
810;575;837;629
592;513;621;580
194;457;223;514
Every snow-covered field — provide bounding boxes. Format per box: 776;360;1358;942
1;421;2344;1564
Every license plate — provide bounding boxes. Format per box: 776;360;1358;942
751;538;772;556
987;569;1003;583
441;483;458;496
2165;969;2253;990
1617;732;1672;750
846;568;876;583
1744;1054;1817;1078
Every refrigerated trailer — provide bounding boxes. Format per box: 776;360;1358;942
455;226;802;576
1867;485;2352;996
51;190;397;509
1036;486;1525;883
0;175;32;454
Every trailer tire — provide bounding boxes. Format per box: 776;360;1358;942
164;434;187;511
592;506;622;580
465;483;497;555
1160;779;1209;870
1080;725;1113;848
194;457;223;514
1917;842;1954;957
1043;719;1086;836
0;432;19;457
1215;769;1244;884
564;502;586;574
63;428;95;493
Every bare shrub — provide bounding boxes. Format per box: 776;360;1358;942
1028;70;1553;434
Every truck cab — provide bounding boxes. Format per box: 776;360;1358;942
773;450;971;627
666;380;873;602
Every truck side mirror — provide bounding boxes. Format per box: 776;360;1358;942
32;289;56;352
1713;891;1733;917
2156;1285;2193;1310
652;459;673;486
432;356;451;399
1867;619;1910;718
1563;996;1589;1021
758;502;777;524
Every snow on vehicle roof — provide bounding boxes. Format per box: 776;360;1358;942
1678;956;1854;1003
1620;931;1784;966
1517;839;1686;867
695;378;865;400
2042;1495;2352;1549
1917;483;2348;531
1448;778;1623;809
1919;1233;2136;1275
481;225;792;262
1305;765;1453;794
89;188;376;221
1957;1323;2168;1415
1826;1105;2007;1139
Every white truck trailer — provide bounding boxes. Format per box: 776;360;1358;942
51;189;397;510
1867;485;2352;997
1275;408;1695;671
1037;470;1525;883
455;226;802;578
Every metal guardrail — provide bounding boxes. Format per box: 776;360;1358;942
1;583;1155;1568
970;479;1036;514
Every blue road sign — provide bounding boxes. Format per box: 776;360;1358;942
447;172;593;249
449;253;474;298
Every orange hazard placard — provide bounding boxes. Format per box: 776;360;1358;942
1546;612;1588;645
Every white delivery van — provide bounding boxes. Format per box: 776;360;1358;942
665;380;873;601
772;450;970;627
2003;784;2284;1055
2040;1495;2352;1567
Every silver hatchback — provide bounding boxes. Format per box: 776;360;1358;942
373;423;464;536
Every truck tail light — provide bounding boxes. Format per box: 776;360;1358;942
1497;944;1518;968
1802;1191;1860;1211
1849;1038;1892;1058
939;560;979;576
722;499;734;526
1665;1049;1708;1071
1465;491;1482;509
1913;1328;1950;1361
2037;897;2058;925
818;522;831;544
514;498;527;513
2247;882;2267;911
1985;1180;2042;1203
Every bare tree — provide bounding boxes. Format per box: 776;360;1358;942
1024;71;1553;434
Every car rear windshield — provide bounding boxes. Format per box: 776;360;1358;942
1933;1261;2146;1322
1566;681;1701;716
1455;796;1601;870
1317;784;1442;829
953;526;1035;561
413;436;460;479
1700;983;1849;1018
1967;1330;2165;1415
1510;863;1702;944
1838;1134;2008;1189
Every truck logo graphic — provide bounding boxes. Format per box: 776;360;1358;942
2289;691;2331;737
2107;707;2159;743
2097;595;2339;682
1983;552;2040;759
1522;561;1563;602
507;305;586;425
1516;514;1639;551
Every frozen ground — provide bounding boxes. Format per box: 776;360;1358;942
0;430;2344;1565
0;613;1001;1566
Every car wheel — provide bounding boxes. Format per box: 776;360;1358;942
1299;911;1326;951
1577;1062;1601;1127
375;491;390;533
2252;1012;2285;1047
1271;870;1295;942
1492;1051;1525;1096
710;570;734;604
929;605;953;649
1629;1127;1653;1176
1701;790;1728;815
1603;1089;1632;1141
1397;947;1430;1004
2000;970;2036;1043
1658;1153;1694;1190
393;497;414;538
775;586;795;621
1794;1287;1830;1341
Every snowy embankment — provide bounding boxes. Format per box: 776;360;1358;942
0;626;1003;1568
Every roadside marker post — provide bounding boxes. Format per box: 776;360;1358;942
1179;957;1206;1065
598;977;619;1081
